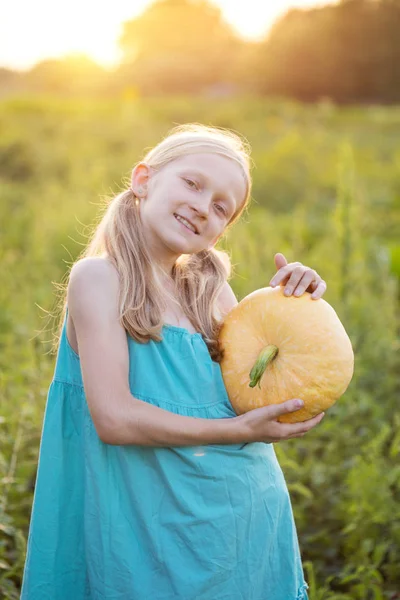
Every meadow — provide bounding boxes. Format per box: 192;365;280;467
0;95;399;599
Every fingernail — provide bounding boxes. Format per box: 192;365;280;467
295;399;304;408
284;289;291;296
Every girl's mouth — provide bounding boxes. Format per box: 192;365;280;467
174;214;198;235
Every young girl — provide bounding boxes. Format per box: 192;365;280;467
21;123;326;600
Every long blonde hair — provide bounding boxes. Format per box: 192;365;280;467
54;123;253;362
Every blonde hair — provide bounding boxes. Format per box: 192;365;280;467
55;123;253;362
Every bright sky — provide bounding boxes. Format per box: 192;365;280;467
1;0;330;71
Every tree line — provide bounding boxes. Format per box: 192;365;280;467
2;0;400;104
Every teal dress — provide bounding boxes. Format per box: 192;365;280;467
21;309;309;600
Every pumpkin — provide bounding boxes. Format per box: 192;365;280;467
218;286;354;424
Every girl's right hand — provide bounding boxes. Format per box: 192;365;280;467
235;398;325;444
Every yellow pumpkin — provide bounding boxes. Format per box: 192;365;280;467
218;286;354;424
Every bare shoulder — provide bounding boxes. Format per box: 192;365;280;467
68;257;119;309
217;281;238;319
69;256;119;286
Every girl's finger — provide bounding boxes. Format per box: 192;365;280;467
270;262;302;287
285;412;325;439
283;267;308;296
293;271;317;297
311;280;327;299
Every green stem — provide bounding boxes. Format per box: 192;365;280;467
249;345;279;389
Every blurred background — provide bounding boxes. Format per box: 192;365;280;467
0;1;399;598
2;0;400;102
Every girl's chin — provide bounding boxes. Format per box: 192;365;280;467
167;237;206;255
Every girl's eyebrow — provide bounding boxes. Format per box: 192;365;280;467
181;169;237;211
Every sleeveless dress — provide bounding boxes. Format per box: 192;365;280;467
21;309;309;600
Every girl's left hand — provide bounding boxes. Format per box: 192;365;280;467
269;253;327;300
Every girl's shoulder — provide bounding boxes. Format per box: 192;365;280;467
70;255;119;285
217;281;238;319
68;257;120;321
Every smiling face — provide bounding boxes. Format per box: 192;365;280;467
131;152;248;276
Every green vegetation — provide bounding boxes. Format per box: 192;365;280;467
0;96;399;598
2;0;400;103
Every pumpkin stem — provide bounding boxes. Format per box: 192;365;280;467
249;345;279;389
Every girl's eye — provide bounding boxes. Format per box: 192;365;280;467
184;178;197;189
184;178;226;215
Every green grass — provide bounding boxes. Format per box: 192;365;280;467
0;95;399;598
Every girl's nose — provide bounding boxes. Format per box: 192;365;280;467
189;194;212;218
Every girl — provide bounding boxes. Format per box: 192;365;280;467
21;123;326;600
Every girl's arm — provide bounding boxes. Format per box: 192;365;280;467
67;257;241;447
103;392;239;447
68;258;322;446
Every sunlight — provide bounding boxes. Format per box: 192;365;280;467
210;0;331;41
1;0;331;70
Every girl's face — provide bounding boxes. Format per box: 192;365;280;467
131;152;247;274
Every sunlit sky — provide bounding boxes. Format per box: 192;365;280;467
1;0;331;71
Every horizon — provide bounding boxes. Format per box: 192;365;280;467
0;0;331;72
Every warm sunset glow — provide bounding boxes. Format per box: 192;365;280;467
1;0;332;70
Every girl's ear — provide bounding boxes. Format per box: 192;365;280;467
131;162;152;193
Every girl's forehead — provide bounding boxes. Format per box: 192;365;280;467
167;153;246;187
171;152;235;169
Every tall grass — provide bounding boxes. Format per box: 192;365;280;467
0;96;399;598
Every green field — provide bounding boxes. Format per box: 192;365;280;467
0;95;399;598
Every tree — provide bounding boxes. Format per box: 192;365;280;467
253;0;400;103
24;55;107;96
117;0;244;94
